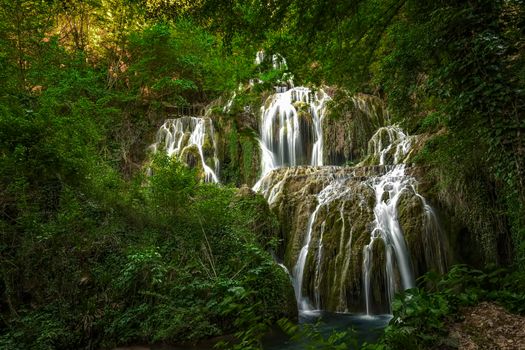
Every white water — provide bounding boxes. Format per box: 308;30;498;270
363;164;415;314
257;87;330;180
362;126;429;314
255;50;288;70
150;117;219;183
250;51;445;315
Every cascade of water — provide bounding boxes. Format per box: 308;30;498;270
255;124;448;315
272;53;288;70
257;87;330;179
363;164;415;314
250;58;447;314
417;194;448;275
292;180;352;312
151;117;219;183
254;50;288;70
255;50;265;65
367;125;411;165
361;126;433;314
223;91;236;113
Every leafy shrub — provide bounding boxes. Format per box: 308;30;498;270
376;264;525;349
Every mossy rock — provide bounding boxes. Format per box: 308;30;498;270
396;188;427;278
181;131;192;147
323;92;388;165
180;144;204;177
202;134;215;159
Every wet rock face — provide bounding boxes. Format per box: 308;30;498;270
214;117;261;186
180;145;202;171
257;164;449;314
323;93;388;165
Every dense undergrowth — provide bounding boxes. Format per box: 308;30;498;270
0;3;288;348
0;148;294;349
377;264;525;349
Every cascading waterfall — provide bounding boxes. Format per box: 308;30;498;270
255;124;448;315
257;87;330;180
145;49;449;318
360;127;447;312
150;117;220;183
362;128;416;314
148;49;447;315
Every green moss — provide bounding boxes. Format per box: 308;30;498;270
240;135;260;185
179;144;204;177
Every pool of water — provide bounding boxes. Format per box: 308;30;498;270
263;311;392;349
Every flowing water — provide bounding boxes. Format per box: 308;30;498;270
263;312;391;349
150;117;220;183
362;128;416;314
257;87;330;179
144;52;449;346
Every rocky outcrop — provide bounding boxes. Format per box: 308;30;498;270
323;93;388;165
256;162;449;314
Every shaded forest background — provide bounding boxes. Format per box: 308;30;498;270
0;0;523;349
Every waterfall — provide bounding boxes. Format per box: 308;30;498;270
257;87;330;180
255;123;448;315
241;53;446;313
255;50;288;70
362;127;415;314
150;117;220;183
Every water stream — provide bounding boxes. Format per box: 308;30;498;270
150;116;220;183
257;87;330;179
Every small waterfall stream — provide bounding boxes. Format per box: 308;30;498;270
150;117;220;183
257;87;330;178
292;180;353;311
362;128;416;314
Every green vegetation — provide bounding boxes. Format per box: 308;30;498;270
1;0;524;349
0;151;293;348
377;265;525;349
0;1;287;348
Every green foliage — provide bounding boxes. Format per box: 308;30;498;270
0;4;288;348
376;265;525;349
1;0;524;348
1;154;291;348
125;20;250;103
